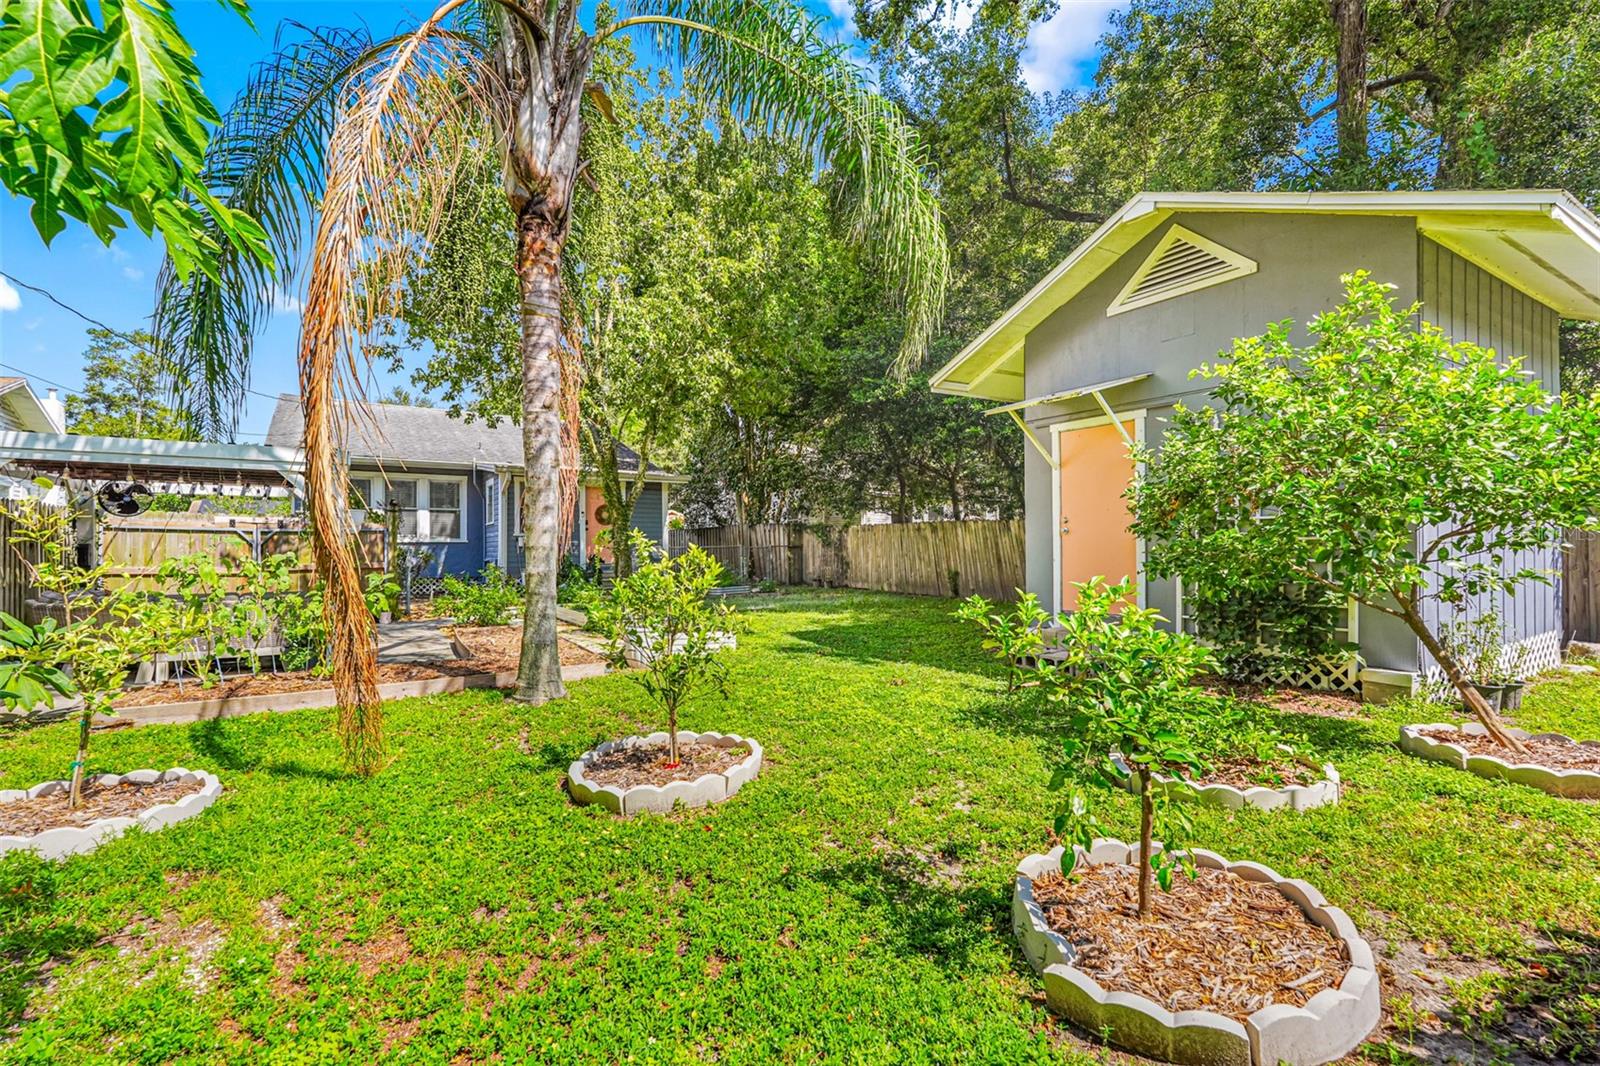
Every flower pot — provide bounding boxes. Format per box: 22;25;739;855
1469;681;1505;711
1499;681;1525;712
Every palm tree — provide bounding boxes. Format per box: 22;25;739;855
153;0;948;774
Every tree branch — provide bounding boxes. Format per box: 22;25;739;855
1307;69;1441;120
997;110;1102;224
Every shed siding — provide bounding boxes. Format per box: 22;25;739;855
0;398;23;431
1020;211;1420;655
1417;239;1563;663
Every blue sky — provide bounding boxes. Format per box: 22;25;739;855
0;0;1121;441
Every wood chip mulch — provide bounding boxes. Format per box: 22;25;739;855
111;627;601;709
450;626;605;671
1208;680;1365;720
1031;863;1350;1020
583;741;751;789
1418;728;1600;772
0;779;204;836
1200;756;1321;790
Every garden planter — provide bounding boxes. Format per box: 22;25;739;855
1109;753;1340;812
0;769;223;860
1468;681;1506;711
567;731;761;816
1499;682;1525;712
622;630;736;669
1399;723;1600;798
1013;840;1379;1065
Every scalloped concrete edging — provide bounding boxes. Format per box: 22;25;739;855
0;768;222;861
1013;839;1379;1065
567;731;761;816
1399;722;1600;799
1109;753;1340;813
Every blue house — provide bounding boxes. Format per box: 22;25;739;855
264;396;682;578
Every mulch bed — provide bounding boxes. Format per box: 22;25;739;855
1200;755;1322;790
1209;680;1365;720
112;627;601;709
583;740;751;790
1418;728;1600;772
451;625;605;671
1032;863;1351;1020
0;779;204;836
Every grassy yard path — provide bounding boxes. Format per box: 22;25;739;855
1;592;1596;1063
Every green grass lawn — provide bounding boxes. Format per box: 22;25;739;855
1;591;1597;1064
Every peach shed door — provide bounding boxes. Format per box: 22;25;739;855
1055;418;1139;612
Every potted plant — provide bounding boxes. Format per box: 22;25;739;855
573;533;758;816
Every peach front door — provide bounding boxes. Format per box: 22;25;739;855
585;486;612;563
1057;420;1137;612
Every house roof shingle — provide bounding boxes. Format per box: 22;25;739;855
263;395;667;477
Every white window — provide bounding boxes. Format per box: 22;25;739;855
348;476;375;511
355;476;467;541
485;474;499;525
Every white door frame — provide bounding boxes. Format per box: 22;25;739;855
1049;408;1148;616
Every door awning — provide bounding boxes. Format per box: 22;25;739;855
982;372;1152;417
984;372;1151;466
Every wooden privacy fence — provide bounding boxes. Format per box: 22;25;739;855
98;513;387;592
0;503;63;621
682;519;1025;601
1564;529;1600;644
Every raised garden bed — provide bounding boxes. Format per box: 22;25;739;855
1013;840;1379;1065
1110;752;1340;812
0;768;222;860
567;731;762;816
1399;722;1600;798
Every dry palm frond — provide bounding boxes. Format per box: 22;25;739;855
298;0;500;774
558;295;585;556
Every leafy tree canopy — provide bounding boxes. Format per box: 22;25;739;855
64;329;196;441
0;0;270;279
1130;273;1600;747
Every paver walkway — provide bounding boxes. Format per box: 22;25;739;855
377;619;462;663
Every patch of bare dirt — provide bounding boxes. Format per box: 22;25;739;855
338;927;412;978
0;779;204;836
1418;728;1600;772
100;912;224;993
1032;864;1350;1020
582;740;751;789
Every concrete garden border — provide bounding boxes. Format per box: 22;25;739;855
94;661;607;730
1109;753;1340;812
0;769;223;860
567;731;762;816
1399;722;1600;798
1013;839;1380;1065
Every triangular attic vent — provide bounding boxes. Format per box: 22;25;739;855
1107;225;1257;316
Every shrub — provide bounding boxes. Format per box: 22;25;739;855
438;565;522;626
953;592;1049;693
587;532;735;765
1047;579;1216;917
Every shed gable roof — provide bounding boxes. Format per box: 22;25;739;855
932;190;1600;402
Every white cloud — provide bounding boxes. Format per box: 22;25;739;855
268;285;304;315
122;266;145;283
0;276;20;312
1020;1;1124;94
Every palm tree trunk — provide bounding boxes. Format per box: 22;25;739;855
514;205;569;705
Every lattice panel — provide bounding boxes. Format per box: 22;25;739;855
1420;628;1563;698
1239;652;1363;694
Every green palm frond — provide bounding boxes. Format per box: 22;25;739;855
151;23;374;440
608;0;949;373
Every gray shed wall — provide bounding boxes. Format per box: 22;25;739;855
1417;239;1564;664
1019;212;1421;666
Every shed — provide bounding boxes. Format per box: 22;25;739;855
932;190;1600;697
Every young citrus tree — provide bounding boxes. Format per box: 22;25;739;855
1130;273;1600;751
1;498;158;808
953;591;1048;693
586;532;734;765
1047;579;1215;919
